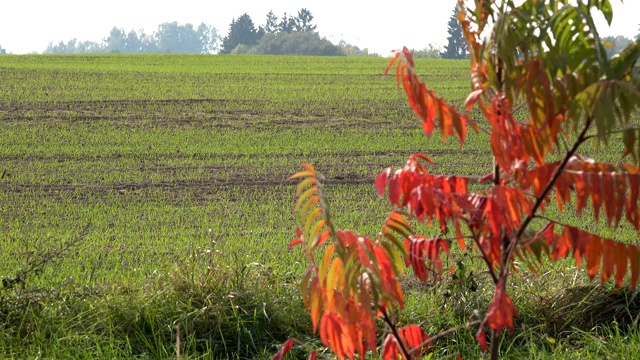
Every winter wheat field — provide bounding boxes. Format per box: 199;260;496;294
0;54;638;358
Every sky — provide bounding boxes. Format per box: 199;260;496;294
1;1;639;55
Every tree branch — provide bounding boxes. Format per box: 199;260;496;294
503;116;593;277
471;229;499;284
382;308;413;360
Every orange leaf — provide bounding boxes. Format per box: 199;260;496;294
313;230;331;248
309;276;321;334
614;242;628;288
629;245;640;289
287;170;316;181
414;153;434;164
602;239;616;285
603;173;616;227
586;235;603;280
301;162;316;172
319;313;351;360
384;51;401;75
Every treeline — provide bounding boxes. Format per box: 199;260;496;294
603;35;638;58
221;9;373;56
44;22;219;54
41;8;372;56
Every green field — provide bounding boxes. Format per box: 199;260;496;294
1;54;638;359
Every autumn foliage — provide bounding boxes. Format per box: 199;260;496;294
275;0;640;359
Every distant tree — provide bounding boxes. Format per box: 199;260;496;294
104;27;127;53
124;30;142;53
156;22;201;53
221;14;262;54
412;43;442;58
138;30;160;53
294;8;316;32
337;40;376;57
43;23;217;54
103;27;157;53
197;23;220;53
44;39;78;53
441;7;467;59
0;45;6;54
264;10;279;34
233;31;343;56
75;40;104;53
278;12;296;33
44;39;105;54
602;35;633;58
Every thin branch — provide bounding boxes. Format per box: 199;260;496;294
471;229;500;284
490;329;501;360
475;122;492;136
493;158;500;186
582;126;638;141
382;308;413;360
534;214;574;229
433;235;477;243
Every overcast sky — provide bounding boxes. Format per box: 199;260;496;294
1;1;639;55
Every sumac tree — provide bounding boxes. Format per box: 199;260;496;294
275;0;640;359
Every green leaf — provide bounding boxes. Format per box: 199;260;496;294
623;128;640;164
609;40;640;79
595;0;614;26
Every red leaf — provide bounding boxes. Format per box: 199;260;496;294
464;89;483;110
480;278;518;336
399;325;431;356
382;334;399;360
602;239;615;285
376;167;391;196
479;172;494;183
289;238;304;249
272;339;294;360
308;350;317;360
476;327;488;352
389;170;402;206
